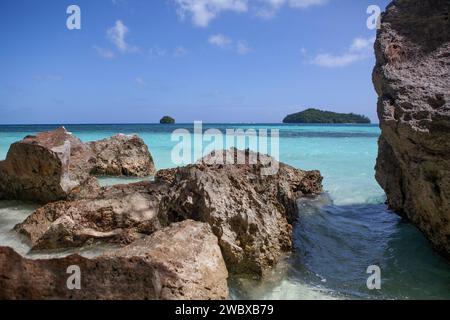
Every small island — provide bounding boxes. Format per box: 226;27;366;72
160;116;175;124
283;108;371;124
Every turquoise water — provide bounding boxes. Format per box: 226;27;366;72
1;124;449;299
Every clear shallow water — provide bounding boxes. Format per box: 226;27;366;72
0;124;449;299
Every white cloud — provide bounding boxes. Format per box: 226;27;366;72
350;37;376;52
107;20;139;53
208;34;252;54
174;0;248;27
256;0;285;17
173;0;328;25
174;46;188;57
312;36;375;68
209;34;232;48
312;53;362;68
289;0;327;9
93;46;115;59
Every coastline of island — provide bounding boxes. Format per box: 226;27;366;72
283;108;371;124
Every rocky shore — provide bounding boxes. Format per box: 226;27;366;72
374;0;450;256
0;127;155;203
1;220;228;300
0;128;323;299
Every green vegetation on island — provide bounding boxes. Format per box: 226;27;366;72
283;108;371;124
160;116;175;124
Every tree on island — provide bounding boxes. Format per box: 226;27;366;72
160;116;175;124
283;108;371;124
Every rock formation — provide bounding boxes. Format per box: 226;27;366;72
15;148;323;277
15;181;169;250
88;134;155;177
0;220;229;300
160;149;323;275
0;128;156;203
374;0;450;256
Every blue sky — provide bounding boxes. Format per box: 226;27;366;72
0;0;390;124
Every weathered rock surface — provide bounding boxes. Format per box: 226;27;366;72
373;1;450;256
15;149;323;277
0;220;229;300
0;127;96;203
160;149;323;276
15;181;169;250
0;128;156;203
88;134;155;177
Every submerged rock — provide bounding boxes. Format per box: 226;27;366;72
0;128;156;203
0;220;229;300
374;1;450;255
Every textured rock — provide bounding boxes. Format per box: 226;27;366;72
15;149;322;277
161;149;323;276
0;220;229;300
15;181;169;250
88;134;155;177
374;1;450;255
0;127;96;203
0;128;156;203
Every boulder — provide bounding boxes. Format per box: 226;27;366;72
15;181;169;250
14;148;322;277
88;134;156;177
373;1;450;256
0;128;156;203
0;220;229;300
0;127;96;203
160;149;323;276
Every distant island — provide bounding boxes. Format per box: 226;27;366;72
283;108;371;124
160;116;175;124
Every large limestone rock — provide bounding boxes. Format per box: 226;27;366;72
160;149;323;276
0;220;229;300
373;1;450;256
88;134;155;177
15;149;323;277
0;127;96;203
15;181;169;250
0;128;156;203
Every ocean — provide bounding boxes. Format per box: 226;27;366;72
1;124;449;299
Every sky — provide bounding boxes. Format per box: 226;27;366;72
0;0;391;124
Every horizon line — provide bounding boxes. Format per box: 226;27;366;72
0;122;380;126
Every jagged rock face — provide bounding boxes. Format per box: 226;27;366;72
15;149;323;278
161;149;323;276
88;134;156;177
0;128;156;203
0;221;229;300
374;1;450;255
